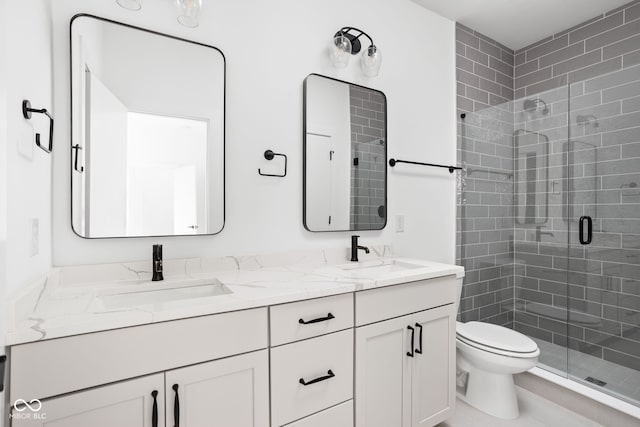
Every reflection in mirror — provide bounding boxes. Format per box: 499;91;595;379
303;74;387;232
514;129;549;225
71;15;225;238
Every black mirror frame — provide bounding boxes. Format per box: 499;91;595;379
69;14;226;239
302;73;388;233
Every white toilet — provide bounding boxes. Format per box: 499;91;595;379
455;278;540;419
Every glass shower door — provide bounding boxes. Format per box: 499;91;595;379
566;67;640;405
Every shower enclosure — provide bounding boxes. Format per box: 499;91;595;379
457;65;640;406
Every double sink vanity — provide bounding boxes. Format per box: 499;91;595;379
6;247;463;427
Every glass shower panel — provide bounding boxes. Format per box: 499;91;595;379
566;67;640;405
457;102;515;329
512;85;570;376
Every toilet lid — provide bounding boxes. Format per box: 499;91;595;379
457;321;538;354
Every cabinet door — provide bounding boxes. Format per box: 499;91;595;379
10;373;164;427
165;349;269;427
355;314;413;427
411;305;456;427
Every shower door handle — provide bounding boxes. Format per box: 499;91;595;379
579;216;592;245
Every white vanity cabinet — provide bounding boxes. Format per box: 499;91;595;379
354;276;457;427
8;308;269;427
11;373;165;427
269;294;354;427
165;350;269;427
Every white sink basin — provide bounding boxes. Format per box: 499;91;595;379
338;259;425;276
92;279;232;310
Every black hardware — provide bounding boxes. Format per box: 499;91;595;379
388;158;462;174
579;216;593;245
299;370;335;386
415;323;423;354
407;326;415;357
172;384;180;427
152;244;163;281
258;149;287;177
334;27;375;56
299;313;335;324
72;144;84;173
151;390;158;427
0;355;6;392
22;100;54;153
460;113;466;119
351;235;370;262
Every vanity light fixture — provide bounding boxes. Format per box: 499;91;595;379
330;27;382;77
174;0;202;28
116;0;202;28
116;0;142;11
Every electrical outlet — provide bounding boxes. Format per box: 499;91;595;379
395;215;405;232
30;218;39;257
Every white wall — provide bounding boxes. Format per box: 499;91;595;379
50;0;457;266
4;1;53;294
0;0;8;420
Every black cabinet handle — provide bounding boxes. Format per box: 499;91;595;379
407;326;415;357
415;323;423;354
151;390;158;427
579;216;593;245
299;370;335;386
299;313;335;324
172;384;180;427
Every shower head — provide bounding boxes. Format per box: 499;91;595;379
523;98;549;115
576;114;599;128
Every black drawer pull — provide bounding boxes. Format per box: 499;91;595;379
299;370;335;386
415;323;423;354
172;384;180;427
299;313;335;324
151;390;158;427
407;326;415;357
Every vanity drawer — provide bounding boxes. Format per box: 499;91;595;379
270;293;353;346
355;275;456;326
270;329;353;426
286;400;353;427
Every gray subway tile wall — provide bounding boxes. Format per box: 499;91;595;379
349;86;386;230
457;0;640;374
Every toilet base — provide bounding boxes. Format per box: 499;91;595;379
457;354;520;419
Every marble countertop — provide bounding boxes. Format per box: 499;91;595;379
5;246;464;346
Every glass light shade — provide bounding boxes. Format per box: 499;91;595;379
361;45;381;77
330;34;352;68
116;0;142;11
175;0;202;28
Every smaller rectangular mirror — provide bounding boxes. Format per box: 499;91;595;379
303;74;387;232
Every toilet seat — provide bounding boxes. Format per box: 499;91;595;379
457;321;539;358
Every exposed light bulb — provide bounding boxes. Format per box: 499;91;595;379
175;0;202;28
330;34;352;68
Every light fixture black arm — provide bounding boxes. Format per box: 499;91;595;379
335;26;375;54
22;100;54;153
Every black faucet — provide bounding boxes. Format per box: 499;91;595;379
152;244;164;281
351;235;370;262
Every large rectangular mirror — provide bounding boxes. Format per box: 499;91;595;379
71;15;225;238
303;74;387;232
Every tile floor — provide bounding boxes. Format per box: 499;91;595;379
533;338;640;405
438;387;602;427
